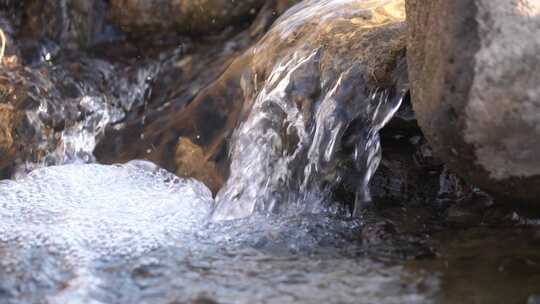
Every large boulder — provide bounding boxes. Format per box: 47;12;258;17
406;0;540;206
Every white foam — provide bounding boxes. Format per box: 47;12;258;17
0;161;213;262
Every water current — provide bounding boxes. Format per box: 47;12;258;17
1;0;539;303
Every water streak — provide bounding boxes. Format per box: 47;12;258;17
213;50;404;220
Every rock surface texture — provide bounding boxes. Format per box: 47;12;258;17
22;0;109;49
109;0;265;35
406;0;540;205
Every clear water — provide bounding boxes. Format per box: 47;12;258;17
214;6;404;220
2;0;538;303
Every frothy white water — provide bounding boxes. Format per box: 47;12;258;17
0;161;213;303
0;163;210;266
1;161;213;259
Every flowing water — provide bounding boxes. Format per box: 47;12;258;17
0;44;428;304
2;55;158;176
214;50;403;220
0;50;420;303
0;162;438;304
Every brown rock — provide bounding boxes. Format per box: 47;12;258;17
22;0;109;49
0;104;14;156
95;1;304;190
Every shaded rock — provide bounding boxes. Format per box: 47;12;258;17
109;0;265;35
21;0;110;51
0;70;33;177
334;98;491;215
406;0;540;206
0;1;23;65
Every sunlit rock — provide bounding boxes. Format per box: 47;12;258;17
406;0;540;206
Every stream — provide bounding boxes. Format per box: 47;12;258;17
0;0;540;303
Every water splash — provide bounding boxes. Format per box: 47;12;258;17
351;88;404;215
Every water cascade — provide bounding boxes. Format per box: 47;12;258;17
213;51;403;220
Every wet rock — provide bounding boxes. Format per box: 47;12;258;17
406;0;540;206
445;194;491;228
0;1;22;64
95;24;258;182
210;0;408;218
95;1;307;186
109;0;265;36
0;70;33;177
247;0;302;37
332;98;492;215
0;53;159;177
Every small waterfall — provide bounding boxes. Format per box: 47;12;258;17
213;49;404;220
